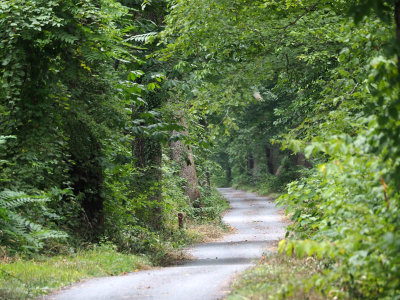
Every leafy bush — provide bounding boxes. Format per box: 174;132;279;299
278;134;400;299
189;189;229;222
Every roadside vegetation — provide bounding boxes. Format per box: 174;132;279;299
228;253;331;300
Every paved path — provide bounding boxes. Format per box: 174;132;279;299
45;188;286;300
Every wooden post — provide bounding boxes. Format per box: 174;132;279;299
178;212;184;229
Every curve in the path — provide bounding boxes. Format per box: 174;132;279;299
44;188;286;300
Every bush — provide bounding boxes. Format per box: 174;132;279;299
278;135;400;299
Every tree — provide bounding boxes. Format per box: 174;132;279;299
170;114;201;203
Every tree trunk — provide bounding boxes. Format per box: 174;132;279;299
246;153;255;180
265;145;274;174
226;165;232;185
253;156;259;177
132;135;163;230
65;118;104;239
265;145;280;174
295;152;313;168
396;2;400;83
170;117;201;203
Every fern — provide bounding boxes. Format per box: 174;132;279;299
124;31;158;43
0;190;67;254
0;135;15;145
0;190;49;209
0;136;67;254
81;45;108;62
56;30;79;44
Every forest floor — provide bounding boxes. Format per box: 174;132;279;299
43;188;286;300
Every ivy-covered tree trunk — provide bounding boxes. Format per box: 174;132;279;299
65;118;104;238
170;117;201;203
132;135;163;230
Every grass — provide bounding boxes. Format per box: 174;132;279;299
227;251;335;300
0;244;152;300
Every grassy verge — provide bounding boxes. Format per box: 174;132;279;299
227;252;329;300
0;244;151;299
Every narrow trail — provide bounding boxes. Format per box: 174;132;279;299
45;188;286;300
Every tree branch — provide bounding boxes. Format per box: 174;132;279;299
273;2;320;31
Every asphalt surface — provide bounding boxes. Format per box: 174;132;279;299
45;188;286;300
